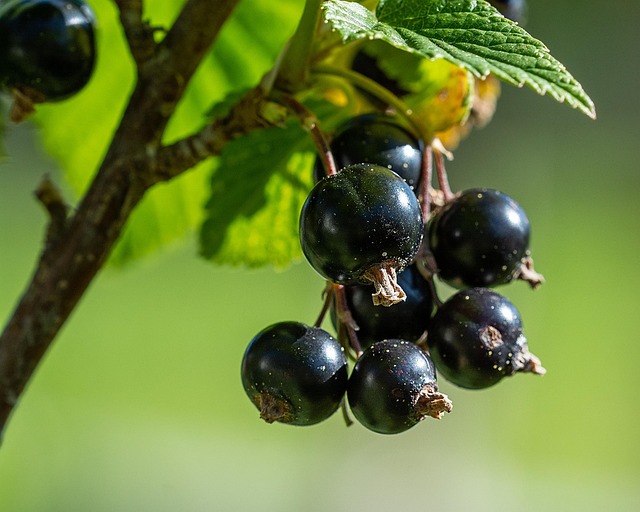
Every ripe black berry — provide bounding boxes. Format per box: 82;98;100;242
0;0;96;101
428;288;545;389
331;264;434;350
314;114;422;191
241;321;348;426
347;340;452;434
428;188;533;288
300;164;424;306
350;52;407;99
488;0;527;24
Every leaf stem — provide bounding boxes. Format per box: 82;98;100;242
275;0;324;92
312;64;434;143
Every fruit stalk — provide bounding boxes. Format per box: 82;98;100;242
275;92;337;176
433;148;454;201
313;64;431;143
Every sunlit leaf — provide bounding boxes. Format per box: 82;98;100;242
32;0;302;265
200;122;314;268
323;0;596;118
361;43;474;135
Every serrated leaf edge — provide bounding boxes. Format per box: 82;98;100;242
322;0;596;119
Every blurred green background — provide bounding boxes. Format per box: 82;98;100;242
1;0;639;511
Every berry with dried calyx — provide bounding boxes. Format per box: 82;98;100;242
300;163;424;306
241;321;348;426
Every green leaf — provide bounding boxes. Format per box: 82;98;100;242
200;122;314;268
200;92;358;268
32;0;302;265
362;42;475;134
323;0;596;118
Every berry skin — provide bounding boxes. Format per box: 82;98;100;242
428;288;545;389
0;0;96;101
241;321;348;426
347;340;452;434
300;164;424;306
350;52;407;99
314;113;422;191
488;0;527;24
428;188;532;288
331;264;434;350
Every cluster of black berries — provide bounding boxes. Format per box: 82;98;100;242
241;113;545;434
0;0;96;120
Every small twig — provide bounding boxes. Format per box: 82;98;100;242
113;0;156;65
333;284;362;358
0;0;245;438
340;397;354;427
34;176;69;249
149;87;278;184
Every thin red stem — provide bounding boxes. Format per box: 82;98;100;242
275;93;337;176
314;282;334;327
419;144;433;222
433;148;454;201
333;284;362;358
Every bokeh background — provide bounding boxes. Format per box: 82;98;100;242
1;0;639;511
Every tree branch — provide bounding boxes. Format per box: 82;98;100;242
113;0;156;66
0;0;243;438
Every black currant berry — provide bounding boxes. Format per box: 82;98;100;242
331;264;434;350
314;114;422;191
347;340;452;434
241;321;348;426
428;188;538;288
488;0;527;24
351;51;408;99
428;288;545;389
0;0;96;102
300;164;424;306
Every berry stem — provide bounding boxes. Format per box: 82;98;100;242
274;93;337;176
415;253;443;308
419;144;434;222
333;284;363;358
314;282;334;327
340;397;354;427
433;148;454;201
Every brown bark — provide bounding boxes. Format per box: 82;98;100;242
0;0;270;437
